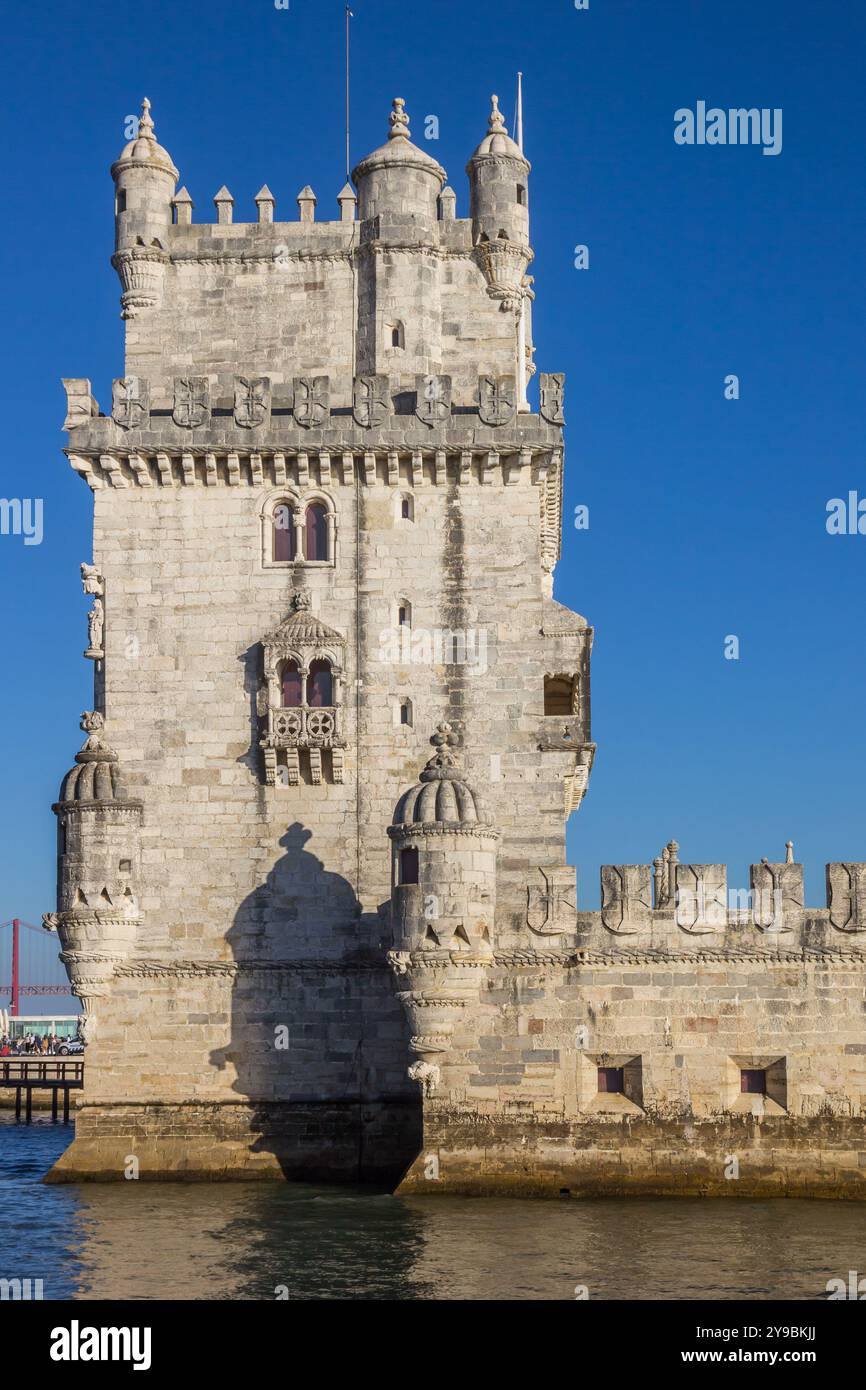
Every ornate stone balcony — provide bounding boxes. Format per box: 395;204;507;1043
267;706;340;749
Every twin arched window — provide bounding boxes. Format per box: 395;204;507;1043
281;659;334;708
272;501;330;563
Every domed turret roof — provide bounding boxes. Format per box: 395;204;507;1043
392;724;493;827
111;98;178;180
469;94;529;166
263;590;344;651
57;714;131;804
352;98;446;186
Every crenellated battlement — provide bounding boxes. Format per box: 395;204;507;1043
563;853;866;952
110;96;537;400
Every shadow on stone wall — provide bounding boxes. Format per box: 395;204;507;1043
210;822;420;1184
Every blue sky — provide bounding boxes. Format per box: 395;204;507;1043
0;0;863;933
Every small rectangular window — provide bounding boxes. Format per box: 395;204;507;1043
516;185;526;206
597;1066;624;1094
740;1068;766;1094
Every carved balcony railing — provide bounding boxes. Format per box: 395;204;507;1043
267;706;341;749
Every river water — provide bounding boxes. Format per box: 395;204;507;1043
2;1115;865;1300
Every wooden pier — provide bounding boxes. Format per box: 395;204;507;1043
0;1059;83;1123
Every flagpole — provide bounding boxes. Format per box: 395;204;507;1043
516;70;523;152
346;6;353;182
516;72;528;408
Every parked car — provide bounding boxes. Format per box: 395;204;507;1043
57;1040;85;1056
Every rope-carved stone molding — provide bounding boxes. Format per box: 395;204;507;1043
115;958;389;979
493;947;866;968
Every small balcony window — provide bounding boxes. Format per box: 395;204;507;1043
307;659;333;708
281;661;302;708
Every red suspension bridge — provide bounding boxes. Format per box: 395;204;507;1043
0;919;73;1015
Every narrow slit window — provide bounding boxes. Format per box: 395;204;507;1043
399;847;419;885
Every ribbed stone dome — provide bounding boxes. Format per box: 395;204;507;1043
112;98;178;179
352;98;446;185
391;724;492;827
469;95;529;165
57;715;128;804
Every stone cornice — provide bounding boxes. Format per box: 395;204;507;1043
64;445;557;494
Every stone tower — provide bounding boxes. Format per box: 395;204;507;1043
48;94;592;1181
48;93;866;1199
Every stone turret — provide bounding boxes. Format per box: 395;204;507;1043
352;99;447;377
352;96;446;225
467;95;534;313
387;725;499;1096
44;713;143;1037
110;98;178;318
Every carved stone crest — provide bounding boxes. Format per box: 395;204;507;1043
233;376;270;428
750;860;803;933
601;864;652;935
353;375;390;429
827;862;866;932
111;377;149;430
477;374;516;427
293;376;329;428
172;377;210;428
539;372;565;425
674;864;727;934
80;563;104;597
415;374;452;427
526;866;576;937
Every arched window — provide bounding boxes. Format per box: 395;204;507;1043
399;698;413;727
400;493;414;521
544;675;576;716
281;661;302;707
304;503;328;562
388;320;405;350
399;847;419;885
307;659;333;708
273;503;296;562
397;599;412;629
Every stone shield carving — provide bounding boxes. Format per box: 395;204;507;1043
172;377;210;428
353;375;390;428
415;374;452;427
674;864;727;934
111;377;149;430
526;866;576;937
539;372;565;425
234;376;270;428
478;374;517;427
600;864;652;935
827;863;866;932
293;376;329;428
750;861;803;933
